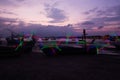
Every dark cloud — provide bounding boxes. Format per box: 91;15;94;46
44;4;68;23
83;7;98;15
0;9;17;15
95;5;120;18
84;5;120;17
106;5;120;16
96;10;107;16
105;16;120;22
0;0;16;7
81;21;95;25
98;26;104;29
83;5;120;28
0;17;19;37
0;17;17;24
80;21;96;29
16;0;25;2
101;5;120;22
0;0;25;7
0;17;79;37
117;27;120;29
91;16;120;26
14;24;80;37
83;12;90;15
0;17;19;36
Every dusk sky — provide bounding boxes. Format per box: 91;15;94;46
0;0;120;37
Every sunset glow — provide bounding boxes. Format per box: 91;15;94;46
0;0;120;37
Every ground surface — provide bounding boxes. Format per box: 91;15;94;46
0;52;120;80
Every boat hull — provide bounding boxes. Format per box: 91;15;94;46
41;44;97;56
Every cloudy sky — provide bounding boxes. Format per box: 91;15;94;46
0;0;120;37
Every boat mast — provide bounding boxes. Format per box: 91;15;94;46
83;29;87;53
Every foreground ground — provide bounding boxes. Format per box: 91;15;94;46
0;52;120;80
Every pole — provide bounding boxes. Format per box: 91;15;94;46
83;29;87;54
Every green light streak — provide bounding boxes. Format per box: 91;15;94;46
15;40;23;51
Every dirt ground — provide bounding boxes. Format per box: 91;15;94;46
0;52;120;80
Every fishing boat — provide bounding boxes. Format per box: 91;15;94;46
0;30;36;56
39;29;97;56
111;40;120;49
40;43;97;56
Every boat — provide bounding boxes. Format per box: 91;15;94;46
39;39;97;56
0;31;36;56
0;45;22;56
111;40;120;49
39;29;97;56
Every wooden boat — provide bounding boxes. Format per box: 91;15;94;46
0;45;22;56
0;38;35;56
40;43;97;56
111;41;120;49
0;29;37;56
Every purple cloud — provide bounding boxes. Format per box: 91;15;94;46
83;7;98;15
82;5;120;29
0;17;17;23
0;9;17;15
0;0;16;7
97;26;104;29
81;21;95;25
0;17;80;37
80;21;95;29
44;4;68;23
117;27;120;29
16;0;25;2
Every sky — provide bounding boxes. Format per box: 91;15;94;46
0;0;120;37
